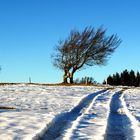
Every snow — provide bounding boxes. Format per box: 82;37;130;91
123;88;140;140
0;84;140;140
62;89;121;140
0;84;100;140
62;90;112;140
123;88;140;121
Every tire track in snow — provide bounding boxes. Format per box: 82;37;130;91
62;90;113;140
33;90;106;140
121;93;140;140
105;91;140;140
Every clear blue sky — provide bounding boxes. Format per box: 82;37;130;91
0;0;140;83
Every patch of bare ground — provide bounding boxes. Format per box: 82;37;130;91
0;106;15;109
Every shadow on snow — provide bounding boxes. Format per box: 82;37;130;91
33;90;106;140
104;92;134;140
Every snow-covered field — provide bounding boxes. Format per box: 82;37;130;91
124;88;140;122
0;84;102;140
0;84;140;140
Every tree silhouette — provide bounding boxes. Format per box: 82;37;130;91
129;70;136;86
107;75;114;85
136;72;140;86
53;26;121;84
105;69;140;87
121;69;130;86
75;76;96;84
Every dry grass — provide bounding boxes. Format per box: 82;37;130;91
27;83;101;87
0;82;98;86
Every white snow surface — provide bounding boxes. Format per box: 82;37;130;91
62;89;121;140
1;84;140;140
123;88;140;140
62;91;112;140
124;88;140;121
0;84;101;140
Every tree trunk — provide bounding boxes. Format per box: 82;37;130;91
63;69;69;84
69;71;75;84
63;75;68;83
63;74;68;84
70;76;74;84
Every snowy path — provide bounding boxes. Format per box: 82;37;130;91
105;91;140;140
33;90;106;140
35;90;140;140
62;90;113;140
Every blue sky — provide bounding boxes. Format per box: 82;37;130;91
0;0;140;83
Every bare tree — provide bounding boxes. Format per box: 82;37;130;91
52;26;121;84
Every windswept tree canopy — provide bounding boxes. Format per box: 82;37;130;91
52;26;121;84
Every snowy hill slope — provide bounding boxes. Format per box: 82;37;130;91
0;84;140;140
0;84;101;140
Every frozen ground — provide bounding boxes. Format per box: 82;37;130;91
123;88;140;139
124;88;140;122
0;84;101;140
0;84;140;140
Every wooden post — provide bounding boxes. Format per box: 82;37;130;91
29;77;31;83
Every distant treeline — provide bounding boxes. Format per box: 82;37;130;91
103;69;140;87
75;76;97;84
